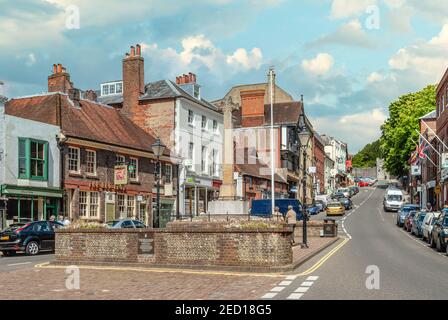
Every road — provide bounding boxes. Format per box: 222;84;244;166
0;252;54;273
269;182;448;300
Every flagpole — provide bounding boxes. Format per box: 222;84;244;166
421;119;448;151
415;129;441;157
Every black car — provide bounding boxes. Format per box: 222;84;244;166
429;211;448;253
0;221;64;256
339;197;353;210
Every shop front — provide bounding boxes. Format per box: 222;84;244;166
183;176;220;216
0;184;62;225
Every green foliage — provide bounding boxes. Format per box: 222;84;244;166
352;140;381;168
380;85;436;176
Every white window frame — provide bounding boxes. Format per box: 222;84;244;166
116;154;126;166
129;157;139;181
79;191;100;219
68;147;80;174
213;120;218;134
201;115;207;130
85;149;97;176
201;146;208;174
116;82;123;94
102;84;109;96
126;195;136;218
165;164;172;184
188;142;194;169
117;194;126;218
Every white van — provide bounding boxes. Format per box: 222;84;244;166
315;194;331;205
383;189;404;212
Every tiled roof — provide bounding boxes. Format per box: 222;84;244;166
97;94;123;105
5;93;169;155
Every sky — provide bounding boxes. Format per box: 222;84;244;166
1;0;448;153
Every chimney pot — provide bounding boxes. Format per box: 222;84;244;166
136;44;141;56
53;64;57;74
57;64;62;73
130;46;135;57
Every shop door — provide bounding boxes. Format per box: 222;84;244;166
106;203;115;222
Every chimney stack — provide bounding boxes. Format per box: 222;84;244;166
84;89;97;102
175;72;197;85
122;44;145;119
68;88;81;107
48;63;74;93
240;89;266;127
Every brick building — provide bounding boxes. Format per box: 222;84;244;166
313;132;326;195
97;45;223;216
5;64;178;227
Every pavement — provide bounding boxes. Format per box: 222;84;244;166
0;182;447;300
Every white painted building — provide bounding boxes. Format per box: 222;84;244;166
321;135;348;188
0;95;62;226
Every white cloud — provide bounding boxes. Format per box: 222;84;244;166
330;0;377;19
367;72;383;83
312;108;387;152
388;23;448;83
141;34;263;79
301;53;334;76
307;19;376;48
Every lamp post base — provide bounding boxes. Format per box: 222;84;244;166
300;243;309;249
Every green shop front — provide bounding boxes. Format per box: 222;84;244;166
0;185;63;225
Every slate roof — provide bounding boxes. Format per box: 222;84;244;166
420;110;436;120
5;93;170;155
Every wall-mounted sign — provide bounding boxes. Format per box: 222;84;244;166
138;232;154;255
442;153;448;169
114;165;128;185
411;165;421;176
308;166;317;174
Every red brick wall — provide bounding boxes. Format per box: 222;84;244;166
313;136;326;194
240;90;266;127
122;53;144;119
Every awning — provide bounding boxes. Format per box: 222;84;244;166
1;185;63;198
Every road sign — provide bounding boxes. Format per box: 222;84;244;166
411;165;421;176
435;185;441;194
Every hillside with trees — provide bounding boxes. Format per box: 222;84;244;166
352;140;381;168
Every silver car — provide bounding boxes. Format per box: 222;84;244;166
105;219;147;229
422;212;441;242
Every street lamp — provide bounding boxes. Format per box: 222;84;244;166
298;112;312;248
151;138;166;228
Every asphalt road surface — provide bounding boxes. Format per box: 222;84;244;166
0;252;54;273
273;182;448;300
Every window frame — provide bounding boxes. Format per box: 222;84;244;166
165;164;172;184
201;146;207;174
68;146;81;174
79;191;100;219
85;149;97;176
129;157;139;181
201;115;207;130
116;154;126;166
213;120;218;134
188;110;194;126
18;138;48;181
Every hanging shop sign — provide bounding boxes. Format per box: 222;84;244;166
114;165;128;185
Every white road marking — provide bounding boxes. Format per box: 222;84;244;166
7;262;31;267
285;275;297;280
270;286;285;292
400;230;446;257
300;281;314;287
294;287;309;293
279;280;292;286
307;276;319;281
262;292;278;299
287;293;304;300
377;208;385;222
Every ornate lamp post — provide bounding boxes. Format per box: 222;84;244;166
151;138;166;228
298;112;312;248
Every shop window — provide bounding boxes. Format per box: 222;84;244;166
117;194;135;219
18;138;48;180
127;196;135;218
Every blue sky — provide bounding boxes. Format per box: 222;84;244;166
1;0;448;153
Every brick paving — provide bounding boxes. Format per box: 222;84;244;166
0;236;338;300
292;237;338;264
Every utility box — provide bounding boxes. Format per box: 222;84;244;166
323;218;337;237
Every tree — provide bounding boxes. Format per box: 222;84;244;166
352;140;381;168
380;85;436;177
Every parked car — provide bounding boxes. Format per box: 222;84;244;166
350;186;359;195
383;189;404;212
0;221;64;256
422;212;441;242
331;192;345;200
429;211;448;253
411;212;427;237
326;201;345;216
337;188;351;198
315;200;326;212
358;180;369;187
306;205;320;216
396;204;420;227
404;211;417;232
339;197;353;210
105;219;147;229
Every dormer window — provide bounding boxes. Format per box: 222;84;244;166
193;84;200;99
101;81;123;96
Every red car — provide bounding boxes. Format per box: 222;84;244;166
358;181;369;187
403;211;417;232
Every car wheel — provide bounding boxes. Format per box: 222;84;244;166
25;241;39;256
436;238;442;252
430;236;436;248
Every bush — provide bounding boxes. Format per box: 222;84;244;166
65;220;106;230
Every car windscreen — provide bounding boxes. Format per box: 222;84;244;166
328;203;341;208
418;214;426;221
387;195;402;201
106;221;119;227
